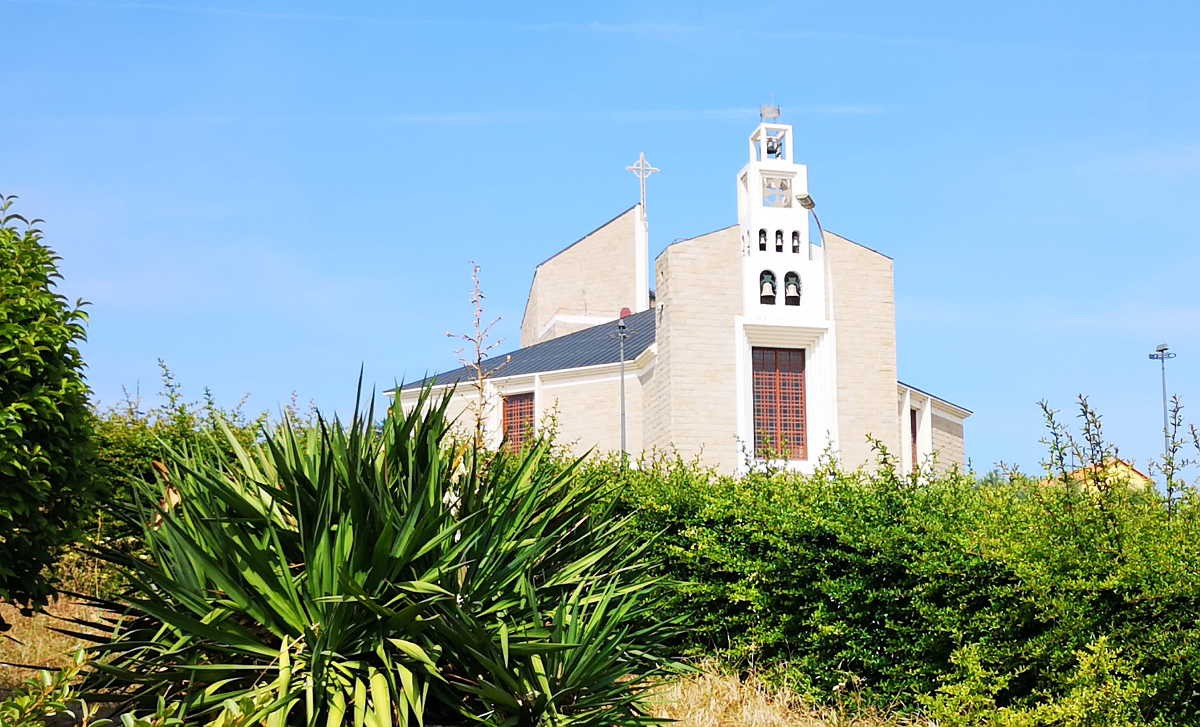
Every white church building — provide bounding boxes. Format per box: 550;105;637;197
396;113;970;475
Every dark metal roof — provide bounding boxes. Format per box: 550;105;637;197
398;308;656;391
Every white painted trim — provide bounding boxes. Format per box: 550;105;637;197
899;387;913;474
538;313;613;340
897;384;965;474
395;345;657;400
733;317;837;475
932;399;971;420
919;395;933;467
634;204;649;312
896;383;971;421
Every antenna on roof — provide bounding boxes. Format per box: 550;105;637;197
760;104;781;122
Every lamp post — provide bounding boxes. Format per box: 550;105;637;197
617;316;629;468
796;194;825;260
1148;343;1177;473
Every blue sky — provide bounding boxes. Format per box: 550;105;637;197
3;0;1197;474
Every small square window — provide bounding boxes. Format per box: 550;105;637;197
762;176;793;208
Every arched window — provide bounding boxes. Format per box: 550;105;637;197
784;272;801;306
775;230;784;252
792;231;800;253
758;229;767;251
759;270;777;305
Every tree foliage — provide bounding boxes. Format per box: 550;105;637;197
91;361;267;521
0;194;96;622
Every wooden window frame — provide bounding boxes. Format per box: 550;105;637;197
910;408;920;466
501;392;535;452
751;347;807;460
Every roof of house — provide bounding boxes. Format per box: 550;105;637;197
1039;458;1153;490
397;307;656;392
898;381;973;415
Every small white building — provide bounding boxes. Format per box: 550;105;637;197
395;115;970;475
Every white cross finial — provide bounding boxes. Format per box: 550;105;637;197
626;152;659;219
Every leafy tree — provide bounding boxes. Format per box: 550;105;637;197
0;194;96;625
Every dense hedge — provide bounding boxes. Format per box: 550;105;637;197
583;447;1200;724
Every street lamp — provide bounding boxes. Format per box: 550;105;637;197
617;314;629;468
1148;343;1177;473
796;194;825;259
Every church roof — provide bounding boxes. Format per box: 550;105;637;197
898;381;973;415
396;308;656;391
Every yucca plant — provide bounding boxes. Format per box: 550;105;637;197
74;385;675;726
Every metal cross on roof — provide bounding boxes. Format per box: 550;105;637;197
626;152;659;220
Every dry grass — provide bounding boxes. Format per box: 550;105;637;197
0;598;105;690
2;607;931;726
649;669;928;727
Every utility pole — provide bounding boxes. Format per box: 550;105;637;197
1148;343;1177;477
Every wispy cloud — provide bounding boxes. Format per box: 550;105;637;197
1;0;413;23
16;105;888;127
514;20;704;36
378;106;884;124
0;0;921;46
1096;144;1200;177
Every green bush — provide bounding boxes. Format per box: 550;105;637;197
85;361;268;564
0;194;96;624
581;400;1200;724
81;386;676;726
92;360;269;496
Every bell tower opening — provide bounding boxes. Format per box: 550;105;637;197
736;106;816;317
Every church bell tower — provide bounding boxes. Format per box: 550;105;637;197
733;106;837;471
736;106;826;320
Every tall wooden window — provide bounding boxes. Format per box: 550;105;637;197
501;393;535;452
752;347;807;459
910;408;919;465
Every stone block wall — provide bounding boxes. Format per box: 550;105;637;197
932;413;966;471
825;231;900;468
520;206;641;346
647;226;743;471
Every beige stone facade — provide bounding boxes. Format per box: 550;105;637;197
644;226;743;471
396;120;969;475
932;413;966;471
825;231;900;468
520;206;644;347
541;371;644;457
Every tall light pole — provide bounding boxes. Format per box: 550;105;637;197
1148;343;1177;471
617;315;629;468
